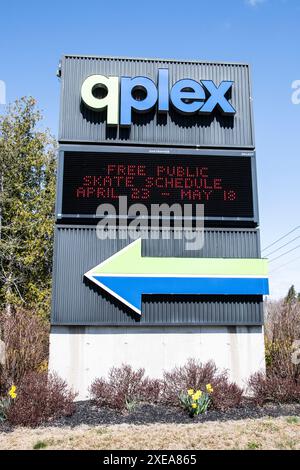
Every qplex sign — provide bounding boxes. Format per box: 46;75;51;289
81;69;236;126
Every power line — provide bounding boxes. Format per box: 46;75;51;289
264;235;300;258
262;225;300;253
269;255;300;274
269;244;300;263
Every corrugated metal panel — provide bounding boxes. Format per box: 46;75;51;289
59;55;254;148
142;228;260;258
51;226;263;325
143;295;263;325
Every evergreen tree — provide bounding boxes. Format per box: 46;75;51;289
285;285;297;304
0;97;56;317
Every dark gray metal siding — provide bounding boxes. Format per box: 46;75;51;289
142;228;260;258
51;226;263;326
59;55;254;148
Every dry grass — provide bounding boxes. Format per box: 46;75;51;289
0;416;300;450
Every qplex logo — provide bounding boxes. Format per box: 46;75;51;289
81;69;236;126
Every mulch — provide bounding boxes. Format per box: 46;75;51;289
2;399;300;432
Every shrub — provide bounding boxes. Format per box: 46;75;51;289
7;371;76;427
248;371;300;406
264;299;300;378
162;359;243;411
90;364;161;411
249;299;300;405
0;308;49;393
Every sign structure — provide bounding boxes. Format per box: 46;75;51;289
58;56;254;148
49;56;269;400
52;55;268;326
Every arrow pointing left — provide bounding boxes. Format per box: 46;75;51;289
84;239;269;315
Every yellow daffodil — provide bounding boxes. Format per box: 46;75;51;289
191;403;197;409
206;384;213;393
187;389;194;396
192;390;202;400
8;384;17;400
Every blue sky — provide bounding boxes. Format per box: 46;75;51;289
0;0;299;298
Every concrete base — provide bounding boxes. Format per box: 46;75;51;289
49;326;266;400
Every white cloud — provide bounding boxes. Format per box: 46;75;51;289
246;0;266;6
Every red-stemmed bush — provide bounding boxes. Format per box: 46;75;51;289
7;371;77;427
90;364;161;411
162;359;243;411
0;308;49;393
248;299;300;405
248;371;300;405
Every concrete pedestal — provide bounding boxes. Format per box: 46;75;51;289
49;325;265;400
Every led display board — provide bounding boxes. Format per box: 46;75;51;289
59;151;255;222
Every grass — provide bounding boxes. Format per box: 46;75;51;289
286;416;300;424
0;417;299;450
33;440;48;450
247;442;261;450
